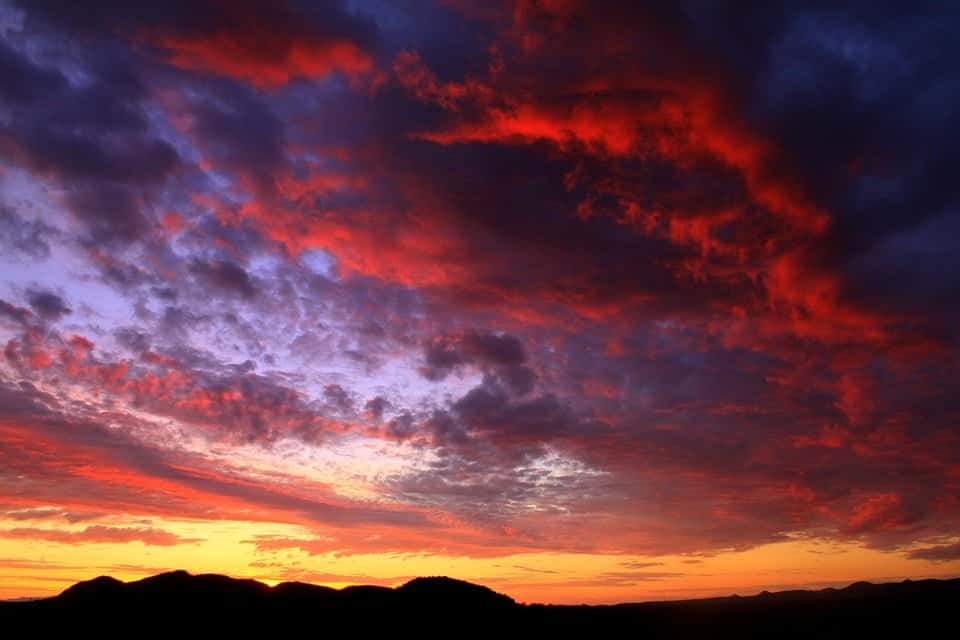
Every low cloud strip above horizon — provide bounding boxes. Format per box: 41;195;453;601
0;0;958;603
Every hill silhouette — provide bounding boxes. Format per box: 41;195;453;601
2;571;957;637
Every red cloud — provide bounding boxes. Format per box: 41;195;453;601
844;493;919;537
0;412;432;534
131;0;376;89
6;329;349;445
160;33;371;88
3;0;959;570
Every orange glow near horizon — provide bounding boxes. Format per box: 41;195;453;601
2;0;959;607
0;504;960;604
1;515;958;603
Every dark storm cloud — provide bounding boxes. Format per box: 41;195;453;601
420;331;537;395
627;1;960;337
113;327;151;354
0;38;65;105
0;208;57;259
453;385;583;442
26;290;70;321
181;80;287;193
364;396;391;421
908;543;960;562
188;259;258;299
323;383;354;413
386;369;598;462
386;411;417;440
706;2;960;334
459;332;526;366
496;364;537;396
64;184;154;244
15;126;177;184
15;0;379;54
0;300;33;326
0;34;180;247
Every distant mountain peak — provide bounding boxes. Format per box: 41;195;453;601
398;576;516;607
3;573;957;636
58;575;124;599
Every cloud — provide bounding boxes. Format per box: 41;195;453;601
158;24;373;88
17;0;380;89
0;34;181;247
364;396;391;421
0;37;66;106
420;331;537;395
0;376;439;532
0;0;958;570
174;80;287;194
1;507;101;523
908;542;960;562
323;384;354;414
26;290;70;321
0;208;56;259
452;385;588;443
188;259;258;299
0;299;33;326
0;525;203;546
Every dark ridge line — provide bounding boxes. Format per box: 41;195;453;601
4;570;958;607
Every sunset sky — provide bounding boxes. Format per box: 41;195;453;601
1;0;959;604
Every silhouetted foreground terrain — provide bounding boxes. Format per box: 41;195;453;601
2;571;958;637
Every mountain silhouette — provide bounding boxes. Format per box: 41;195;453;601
397;576;516;609
2;571;957;637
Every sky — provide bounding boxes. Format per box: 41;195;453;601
0;0;959;604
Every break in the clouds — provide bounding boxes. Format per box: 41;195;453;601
0;0;958;601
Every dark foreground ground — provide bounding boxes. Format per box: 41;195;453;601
1;571;957;637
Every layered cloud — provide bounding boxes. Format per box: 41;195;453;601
0;0;958;599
